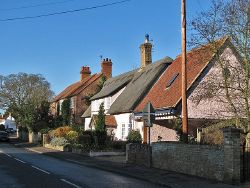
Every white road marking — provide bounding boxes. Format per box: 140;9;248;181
26;148;43;154
3;153;12;157
31;165;50;174
0;150;12;158
14;158;26;164
60;179;82;188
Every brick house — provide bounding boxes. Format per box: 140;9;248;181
51;59;112;126
134;37;244;142
82;35;173;140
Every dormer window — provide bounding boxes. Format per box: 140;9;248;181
166;73;179;88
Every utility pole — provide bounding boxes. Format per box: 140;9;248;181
181;0;188;143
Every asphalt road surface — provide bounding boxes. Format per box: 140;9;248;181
0;142;162;188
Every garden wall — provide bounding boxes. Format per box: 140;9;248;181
126;128;241;184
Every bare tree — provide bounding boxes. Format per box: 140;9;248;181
0;73;54;132
189;0;250;145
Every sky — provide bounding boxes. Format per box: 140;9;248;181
0;0;212;96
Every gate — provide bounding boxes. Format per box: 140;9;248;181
242;145;250;182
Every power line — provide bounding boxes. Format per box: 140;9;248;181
0;0;131;22
0;0;76;11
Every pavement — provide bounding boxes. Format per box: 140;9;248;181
10;138;250;188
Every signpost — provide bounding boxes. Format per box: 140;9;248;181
143;102;155;144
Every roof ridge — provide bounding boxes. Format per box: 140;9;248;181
70;73;102;97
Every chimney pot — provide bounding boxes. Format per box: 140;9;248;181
140;34;152;69
101;58;112;79
80;66;91;81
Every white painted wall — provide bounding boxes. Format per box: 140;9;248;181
84;117;91;130
114;113;131;140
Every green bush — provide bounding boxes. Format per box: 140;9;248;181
78;134;92;145
39;128;51;134
66;130;79;144
50;137;69;146
127;130;142;143
93;130;107;145
18;126;28;132
110;141;127;151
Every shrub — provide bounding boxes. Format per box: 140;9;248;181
54;126;72;138
39;128;51;135
127;130;142;143
110;141;127;151
66;130;79;144
78;134;92;145
48;129;56;139
18;126;28;132
50;137;69;146
93;130;107;145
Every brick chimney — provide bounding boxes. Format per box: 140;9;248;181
101;58;112;79
80;66;91;81
140;34;152;69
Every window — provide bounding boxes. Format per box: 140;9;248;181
121;123;125;139
128;123;132;133
166;73;179;88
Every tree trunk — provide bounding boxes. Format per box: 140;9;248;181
246;132;250;151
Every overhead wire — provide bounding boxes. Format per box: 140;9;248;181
0;0;76;11
0;0;131;22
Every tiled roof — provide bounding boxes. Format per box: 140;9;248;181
105;115;117;127
108;57;172;115
91;115;117;127
135;37;230;112
52;73;102;102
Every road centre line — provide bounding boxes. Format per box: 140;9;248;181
60;179;82;188
1;152;12;158
5;153;12;157
14;158;26;164
31;165;50;174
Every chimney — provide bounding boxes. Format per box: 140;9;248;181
101;58;112;79
80;66;91;81
140;34;152;69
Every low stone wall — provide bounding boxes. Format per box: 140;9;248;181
44;143;70;152
71;149;125;157
126;128;241;184
126;143;151;167
152;142;224;180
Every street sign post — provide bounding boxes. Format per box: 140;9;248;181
142;102;155;144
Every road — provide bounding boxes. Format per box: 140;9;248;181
0;142;161;188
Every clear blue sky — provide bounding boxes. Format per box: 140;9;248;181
0;0;212;96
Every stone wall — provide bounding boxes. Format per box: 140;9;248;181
126;143;151;167
126;128;241;184
152;128;241;184
152;142;224;181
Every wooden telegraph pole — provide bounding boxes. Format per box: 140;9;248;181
181;0;188;143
